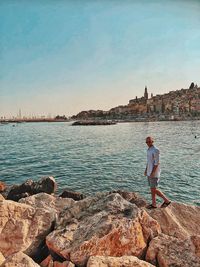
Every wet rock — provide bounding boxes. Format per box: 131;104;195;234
19;193;75;215
1;251;40;267
7;177;56;201
34;176;57;194
0;199;55;257
87;255;155;267
59;189;86;201
109;190;147;208
146;233;200;267
46;193;160;267
146;202;200;238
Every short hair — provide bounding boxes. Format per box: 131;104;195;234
146;136;154;142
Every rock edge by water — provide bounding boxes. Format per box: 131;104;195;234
0;177;200;267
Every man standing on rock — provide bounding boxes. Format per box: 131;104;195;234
144;136;171;209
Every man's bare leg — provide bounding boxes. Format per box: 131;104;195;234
151;188;157;207
155;189;170;203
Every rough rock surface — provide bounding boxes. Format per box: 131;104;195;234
87;255;155;267
19;193;75;215
146;202;200;238
0;199;55;257
146;233;200;267
110;190;147;208
0;251;40;267
59;189;86;201
53;261;75;267
0;252;6;265
40;255;75;267
0;194;5;200
46;193;160;267
7;176;56;201
191;235;200;257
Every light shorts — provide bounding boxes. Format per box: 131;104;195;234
148;176;160;188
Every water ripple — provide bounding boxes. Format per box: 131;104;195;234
0;121;200;205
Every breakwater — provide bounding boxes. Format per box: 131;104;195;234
0;177;200;266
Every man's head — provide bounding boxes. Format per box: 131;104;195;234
146;136;154;147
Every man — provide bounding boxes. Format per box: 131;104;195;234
144;136;171;209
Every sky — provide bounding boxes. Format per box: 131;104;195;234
1;0;200;118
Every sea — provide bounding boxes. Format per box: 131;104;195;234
0;121;200;206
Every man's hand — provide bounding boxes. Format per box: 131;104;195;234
149;165;158;178
149;173;155;178
144;170;147;176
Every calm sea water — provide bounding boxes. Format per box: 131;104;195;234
0;121;200;205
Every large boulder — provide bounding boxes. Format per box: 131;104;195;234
0;251;40;267
19;193;75;215
6;177;56;201
146;202;200;238
87;256;155;267
146;233;200;267
46;193;160;267
0;199;55;257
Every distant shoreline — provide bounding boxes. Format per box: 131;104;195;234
0;119;69;123
0;117;200;124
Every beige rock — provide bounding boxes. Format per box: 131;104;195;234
109;190;147;208
46;193;160;267
146;233;200;267
0;252;6;265
53;261;75;267
87;255;155;267
146;202;200;239
40;255;75;267
0;199;55;257
0;251;40;267
19;193;75;215
0;194;5;201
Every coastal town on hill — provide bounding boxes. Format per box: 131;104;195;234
1;82;200;123
72;82;200;122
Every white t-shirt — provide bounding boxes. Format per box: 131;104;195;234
147;145;161;178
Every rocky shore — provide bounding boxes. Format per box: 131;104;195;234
0;178;200;267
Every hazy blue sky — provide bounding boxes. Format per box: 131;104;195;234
1;0;200;117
